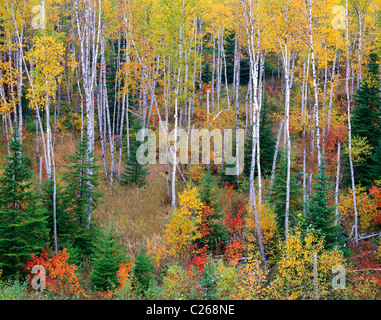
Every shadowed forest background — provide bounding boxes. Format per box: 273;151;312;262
1;0;381;300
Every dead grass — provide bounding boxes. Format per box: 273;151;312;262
93;164;172;257
0;122;244;260
0;127;176;257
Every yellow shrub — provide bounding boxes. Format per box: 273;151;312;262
271;228;346;300
244;201;279;260
153;185;204;263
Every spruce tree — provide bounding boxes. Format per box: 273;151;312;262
201;63;212;84
121;118;149;187
269;152;302;236
63;135;103;256
134;245;154;292
90;225;128;291
0;129;49;276
372;141;381;182
243;131;253;179
41;178;74;249
199;171;229;250
244;98;276;179
220;162;238;188
258;97;276;177
302;161;346;251
345;53;381;187
220;129;241;188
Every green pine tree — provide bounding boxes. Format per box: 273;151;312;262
220;162;238;188
345;53;381;187
371;141;381;182
201;63;212;84
41;178;74;249
244;98;276;179
220;129;240;188
199;171;229;250
201;170;221;213
269;152;302;236
90;225;128;291
302;161;346;251
121;118;149;187
0;129;49;277
134;245;154;293
258;98;276;176
63;135;103;257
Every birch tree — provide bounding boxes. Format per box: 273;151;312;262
74;0;102;227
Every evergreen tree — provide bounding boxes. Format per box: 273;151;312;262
220;162;238;188
121;118;149;187
90;225;128;291
243;131;253;179
258;98;276;176
223;30;250;85
345;53;381;187
371;141;381;182
197;256;218;300
201;170;221;213
63;135;103;256
220;129;241;188
41;178;74;249
0;129;48;276
302;161;346;251
199;171;229;250
201;63;212;84
269;152;302;236
134;245;154;292
244;98;276;179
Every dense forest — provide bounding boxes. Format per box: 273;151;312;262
1;0;381;300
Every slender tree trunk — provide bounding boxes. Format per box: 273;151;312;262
240;0;267;267
211;28;216;112
335;141;341;226
270;119;285;192
346;0;358;245
306;0;321;168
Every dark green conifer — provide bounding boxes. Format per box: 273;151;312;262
121;118;149;187
345;53;381;187
63;135;103;256
302;161;346;251
0;129;49;276
269;152;302;236
90;225;128;291
134;245;154;292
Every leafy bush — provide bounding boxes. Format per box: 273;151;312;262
0;278;29;300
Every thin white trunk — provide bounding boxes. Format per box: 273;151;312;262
335;141;341;226
346;0;359;245
306;0;321;168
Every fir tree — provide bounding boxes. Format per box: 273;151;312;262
220;162;238;188
90;225;128;291
244;98;276;179
201;170;221;213
41;178;74;249
220;129;240;188
198;171;229;250
302;161;346;251
371;141;381;182
269;152;302;236
134;245;154;292
258;98;276;176
345;53;381;187
0;129;48;276
243;131;253;179
201;63;212;84
121;118;149;187
63;135;103;256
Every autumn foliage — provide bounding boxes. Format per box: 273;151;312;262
23;246;82;296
